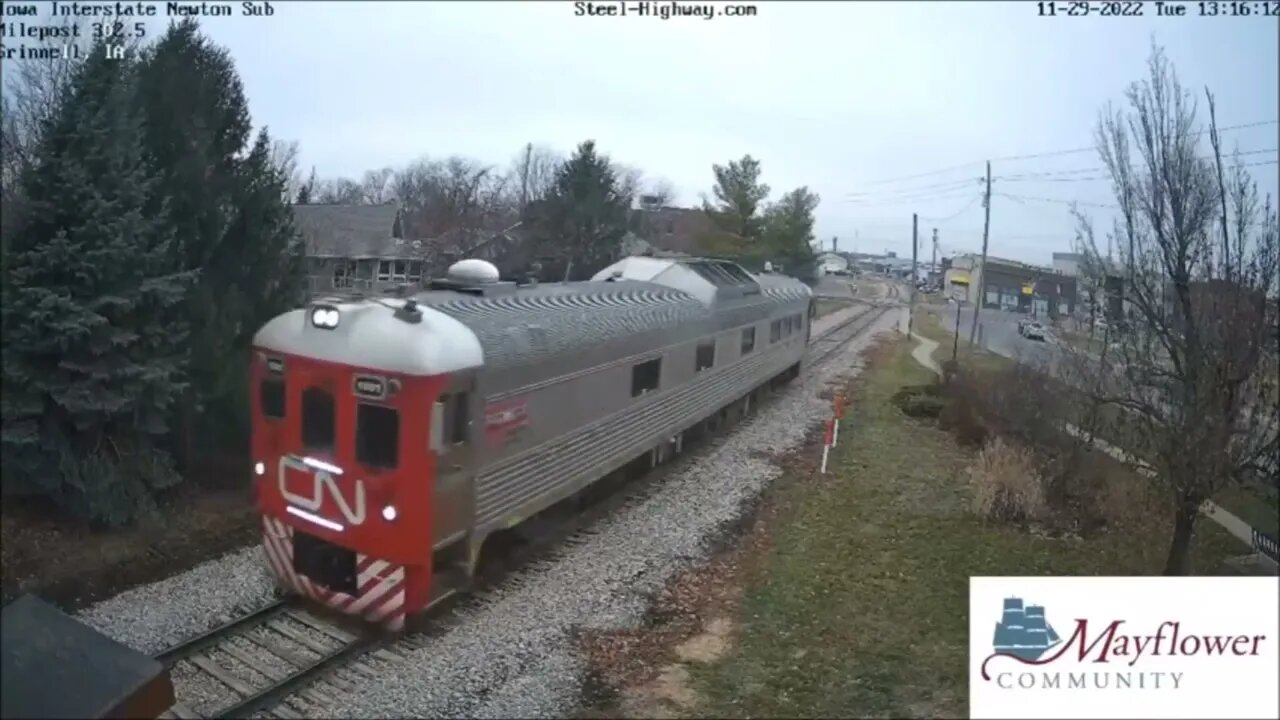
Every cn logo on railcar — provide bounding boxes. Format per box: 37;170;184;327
277;455;367;527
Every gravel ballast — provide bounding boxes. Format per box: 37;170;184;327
77;543;279;655
75;301;901;717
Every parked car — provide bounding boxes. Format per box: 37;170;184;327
1023;322;1046;341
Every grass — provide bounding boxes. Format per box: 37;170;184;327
691;338;1239;719
914;305;1276;548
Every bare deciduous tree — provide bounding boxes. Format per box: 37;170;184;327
360;166;395;205
1065;45;1279;575
390;156;513;244
508;143;562;211
315;177;364;205
611;162;644;209
269;138;302;202
642;178;677;208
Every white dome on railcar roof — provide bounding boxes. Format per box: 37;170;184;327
447;258;501;284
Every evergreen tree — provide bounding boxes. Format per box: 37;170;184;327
203;128;305;444
136;20;302;464
296;165;317;204
699;155;770;259
531;140;630;280
761;187;820;281
0;41;194;525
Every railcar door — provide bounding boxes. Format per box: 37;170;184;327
431;373;478;550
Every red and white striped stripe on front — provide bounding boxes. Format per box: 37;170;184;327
261;516;406;632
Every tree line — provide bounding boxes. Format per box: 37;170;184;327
0;20;821;527
296;145;819;283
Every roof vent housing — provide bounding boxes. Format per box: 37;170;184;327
446;258;500;285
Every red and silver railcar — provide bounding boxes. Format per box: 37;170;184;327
250;256;812;631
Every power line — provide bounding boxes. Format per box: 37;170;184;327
988;120;1279;163
847;119;1278;188
844;188;978;207
998;153;1278;183
845;175;981;199
918;193;983;223
851;160;985;188
997;192;1117;208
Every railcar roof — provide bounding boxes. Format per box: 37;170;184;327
258;256;812;376
406;277;693;309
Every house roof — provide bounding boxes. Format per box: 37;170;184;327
291;203;405;258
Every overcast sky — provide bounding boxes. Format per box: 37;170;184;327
10;1;1280;264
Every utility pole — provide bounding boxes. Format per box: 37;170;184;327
967;161;992;347
909;212;918;336
931;227;938;283
519;142;532;210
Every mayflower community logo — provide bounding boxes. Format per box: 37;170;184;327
992;597;1063;660
980;595;1270;692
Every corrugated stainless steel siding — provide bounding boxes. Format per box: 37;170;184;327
474;339;804;529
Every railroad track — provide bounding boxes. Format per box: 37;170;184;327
153;301;890;719
155;600;399;719
807;304;891;366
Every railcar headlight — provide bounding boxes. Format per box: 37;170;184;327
382;505;398;521
254;462;265;476
310;306;340;329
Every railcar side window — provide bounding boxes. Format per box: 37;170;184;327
301;387;335;451
740;327;756;355
449;393;469;445
695;341;715;372
356;403;399;469
260;378;286;419
631;358;662;397
770;320;782;343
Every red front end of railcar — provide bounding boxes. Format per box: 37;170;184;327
250;349;446;631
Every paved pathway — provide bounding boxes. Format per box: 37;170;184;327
909;332;941;377
1063;423;1275;570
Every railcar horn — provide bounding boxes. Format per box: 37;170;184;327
394;299;423;324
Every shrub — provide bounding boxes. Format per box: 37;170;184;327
891;384;945;418
967;437;1047;523
938;370;991;447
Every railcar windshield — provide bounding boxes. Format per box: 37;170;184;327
301;387;336;452
356;402;399;469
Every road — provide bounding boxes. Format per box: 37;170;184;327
938;304;1061;372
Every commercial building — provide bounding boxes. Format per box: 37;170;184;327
944;254;1077;319
1052;251;1085;277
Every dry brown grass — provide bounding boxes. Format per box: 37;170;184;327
967;437;1047;523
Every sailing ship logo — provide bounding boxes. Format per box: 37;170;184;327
992;596;1062;661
